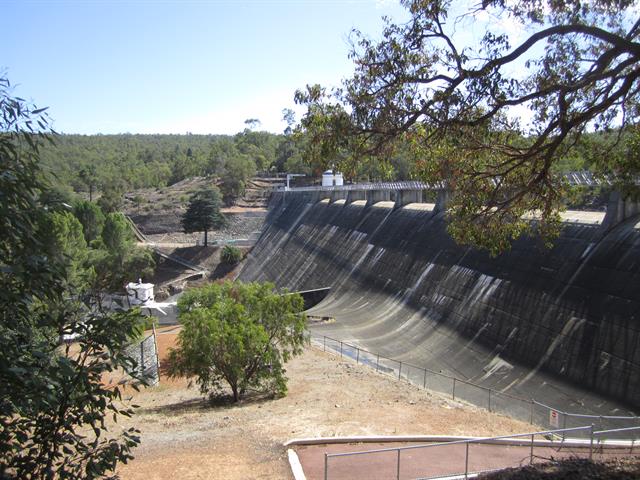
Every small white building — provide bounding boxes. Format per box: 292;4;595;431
322;169;344;187
126;279;155;305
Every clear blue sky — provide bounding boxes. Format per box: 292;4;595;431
3;0;408;135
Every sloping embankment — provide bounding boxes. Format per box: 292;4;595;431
239;193;640;415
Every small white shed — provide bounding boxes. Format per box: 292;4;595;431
322;169;344;187
126;279;155;305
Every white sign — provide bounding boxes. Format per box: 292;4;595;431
549;409;560;428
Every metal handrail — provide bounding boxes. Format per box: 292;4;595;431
278;180;444;192
317;335;531;402
280;171;619;193
325;426;593;459
318;333;640;479
594;425;640;436
533;399;640;421
323;425;599;480
315;335;640;426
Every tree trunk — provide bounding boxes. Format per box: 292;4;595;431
231;383;239;402
89;184;93;202
204;228;208;247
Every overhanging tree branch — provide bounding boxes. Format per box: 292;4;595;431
296;0;640;252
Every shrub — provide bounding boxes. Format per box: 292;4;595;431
220;245;242;265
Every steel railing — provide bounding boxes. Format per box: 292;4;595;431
323;425;608;480
277;180;443;192
324;425;640;480
278;171;619;193
313;335;640;438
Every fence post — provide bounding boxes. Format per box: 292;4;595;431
323;336;326;352
398;362;402;380
530;434;534;464
599;415;603;433
140;340;145;377
356;348;360;365
324;453;328;480
562;412;567;443
340;341;343;358
589;424;594;460
530;400;535;425
152;322;160;373
397;449;401;480
488;389;492;413
423;368;427;389
464;442;469;479
376;354;380;372
452;378;456;400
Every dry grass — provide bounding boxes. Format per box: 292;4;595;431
114;329;533;479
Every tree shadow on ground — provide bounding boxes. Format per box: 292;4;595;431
210;261;236;279
142;390;278;416
173;246;216;264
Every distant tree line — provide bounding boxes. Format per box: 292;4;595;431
39;115;624;212
38;126;310;205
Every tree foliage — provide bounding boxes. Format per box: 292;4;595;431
295;0;640;253
0;76;146;479
219;153;256;205
78;165;98;202
167;281;307;402
40;184;76;213
92;212;155;291
276;108;310;175
44;211;94;292
96;180;125;214
182;187;226;246
73;200;106;245
44;200;154;294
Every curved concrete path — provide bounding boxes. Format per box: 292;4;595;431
293;440;639;480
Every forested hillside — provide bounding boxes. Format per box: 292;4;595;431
40;131;281;191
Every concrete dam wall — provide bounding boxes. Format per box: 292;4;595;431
239;192;640;413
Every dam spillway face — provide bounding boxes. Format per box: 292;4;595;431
239;192;640;411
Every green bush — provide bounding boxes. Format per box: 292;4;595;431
220;245;242;265
0;75;146;478
167;281;307;401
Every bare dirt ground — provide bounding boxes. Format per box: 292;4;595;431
150;245;250;287
124;177;277;238
115;328;533;480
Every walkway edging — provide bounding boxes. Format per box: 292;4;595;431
285;434;633;449
287;448;306;480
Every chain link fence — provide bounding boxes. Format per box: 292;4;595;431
124;329;160;386
314;335;640;440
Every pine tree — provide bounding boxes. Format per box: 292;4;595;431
182;187;226;246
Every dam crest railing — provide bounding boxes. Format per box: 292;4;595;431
278;180;442;192
279;171;616;192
